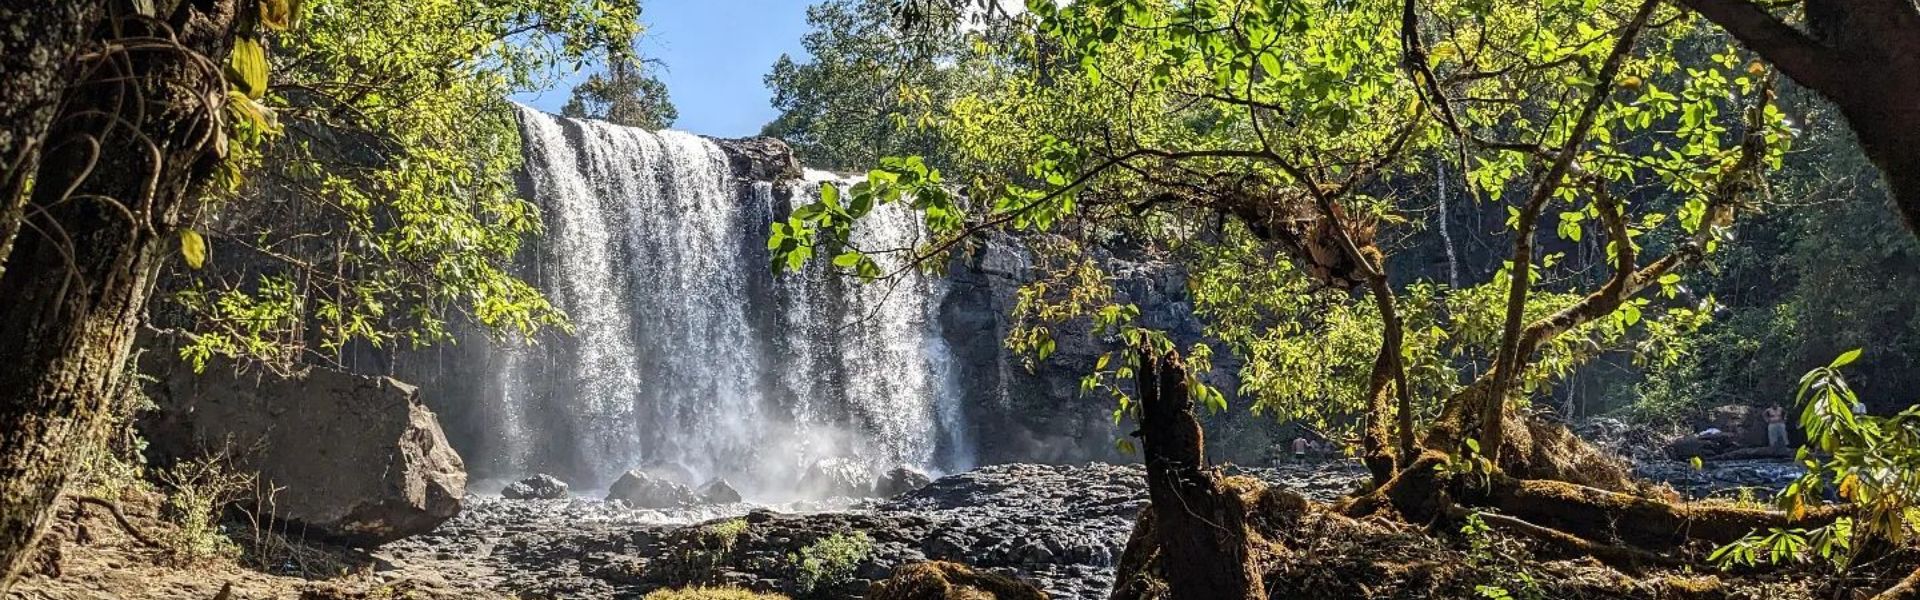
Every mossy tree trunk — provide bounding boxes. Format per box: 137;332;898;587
0;1;239;590
1133;349;1266;600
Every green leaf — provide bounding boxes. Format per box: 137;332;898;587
180;229;208;269
228;37;269;98
820;182;841;211
1830;348;1863;369
832;251;862;268
259;0;300;31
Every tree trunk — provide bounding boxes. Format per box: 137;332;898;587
1132;349;1266;600
1837;85;1920;232
0;1;109;278
1679;0;1920;232
0;2;238;590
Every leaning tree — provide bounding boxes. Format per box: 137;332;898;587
0;1;254;587
772;0;1916;597
0;0;643;590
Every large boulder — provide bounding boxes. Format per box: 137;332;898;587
502;474;569;500
874;466;933;498
696;478;742;504
142;357;465;546
1665;430;1744;460
608;470;697;508
711;136;802;182
1701;404;1770;448
799;458;875;498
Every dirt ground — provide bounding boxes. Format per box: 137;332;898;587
6;491;499;600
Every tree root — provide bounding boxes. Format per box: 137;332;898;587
1442;505;1677;571
1875;567;1920;600
1348;452;1843;557
68;495;155;548
1458;473;1845;550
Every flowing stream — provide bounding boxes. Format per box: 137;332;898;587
452;108;970;498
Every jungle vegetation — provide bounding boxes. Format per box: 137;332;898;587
0;0;1915;597
767;0;1920;597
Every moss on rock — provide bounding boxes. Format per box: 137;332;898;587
867;561;1048;600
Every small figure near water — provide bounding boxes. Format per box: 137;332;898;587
1765;403;1789;448
1291;436;1310;462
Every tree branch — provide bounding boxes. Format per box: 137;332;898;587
1675;0;1856;97
1480;0;1662;461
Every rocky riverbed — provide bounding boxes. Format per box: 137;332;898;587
371;462;1368;599
364;458;1797;600
8;459;1808;600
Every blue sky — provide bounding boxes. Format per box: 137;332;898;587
513;1;818;138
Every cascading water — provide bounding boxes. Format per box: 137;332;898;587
473;107;969;497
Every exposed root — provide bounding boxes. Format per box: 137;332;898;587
1458;473;1846;550
1344;450;1844;564
1442;506;1676;571
68;494;156;547
1874;567;1920;600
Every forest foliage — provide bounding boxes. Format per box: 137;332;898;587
762;0;1920;436
165;0;655;371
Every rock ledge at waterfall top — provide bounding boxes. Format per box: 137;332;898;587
711;136;803;182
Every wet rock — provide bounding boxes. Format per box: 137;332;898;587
141;356;465;547
875;466;933;497
697;478;742;504
503;474;569;500
606;470;697;508
378;463;1374;600
1701;404;1770;448
639;463;701;487
711;136;802;182
1664;430;1745;460
1635;458;1805;498
799;457;874;498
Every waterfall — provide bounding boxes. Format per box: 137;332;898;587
475;107;968;497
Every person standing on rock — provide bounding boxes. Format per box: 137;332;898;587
1291;436;1310;462
1765;404;1789;449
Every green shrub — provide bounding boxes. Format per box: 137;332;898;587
708;518;749;543
790;531;873;595
154;453;255;565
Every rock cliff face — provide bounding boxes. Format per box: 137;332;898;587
936;232;1276;467
141;355;467;546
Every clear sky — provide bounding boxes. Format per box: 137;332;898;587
512;1;818;138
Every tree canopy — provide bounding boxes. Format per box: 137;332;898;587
163;0;652;371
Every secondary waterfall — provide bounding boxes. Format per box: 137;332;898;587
463;108;970;497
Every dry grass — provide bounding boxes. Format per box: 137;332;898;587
641;586;792;600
